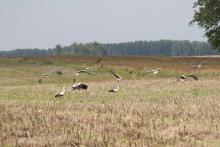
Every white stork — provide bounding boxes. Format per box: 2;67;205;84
94;58;102;64
110;70;122;80
108;85;120;93
42;69;62;77
72;78;88;90
144;68;161;74
55;87;66;97
177;74;198;81
191;60;208;69
74;69;91;76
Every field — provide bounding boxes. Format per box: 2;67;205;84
1;56;220;146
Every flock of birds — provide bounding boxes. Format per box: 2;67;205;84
38;58;208;98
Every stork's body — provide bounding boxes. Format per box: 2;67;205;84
188;74;199;80
55;87;66;97
108;85;120;93
110;70;122;80
178;75;187;81
191;60;208;70
74;69;91;76
94;58;102;64
145;68;161;74
42;69;62;77
72;83;88;90
178;74;198;81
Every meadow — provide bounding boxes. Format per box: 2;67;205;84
0;55;220;146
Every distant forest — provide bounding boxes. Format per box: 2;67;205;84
0;40;218;57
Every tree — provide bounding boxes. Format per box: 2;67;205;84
191;0;220;51
54;44;62;55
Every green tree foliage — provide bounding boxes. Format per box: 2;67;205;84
102;40;217;56
61;42;107;56
54;44;62;55
191;0;220;51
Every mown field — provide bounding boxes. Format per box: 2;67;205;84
0;55;220;146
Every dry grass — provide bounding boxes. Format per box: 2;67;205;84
0;56;220;146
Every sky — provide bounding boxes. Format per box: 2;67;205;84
0;0;206;50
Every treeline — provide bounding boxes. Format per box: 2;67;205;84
103;40;218;56
0;40;218;57
0;48;53;57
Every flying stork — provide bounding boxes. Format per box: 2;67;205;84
177;74;198;81
74;69;91;76
94;58;102;64
191;60;208;69
110;70;122;80
108;85;120;93
55;87;67;97
72;78;88;90
144;68;161;74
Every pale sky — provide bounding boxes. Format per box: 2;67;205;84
0;0;206;50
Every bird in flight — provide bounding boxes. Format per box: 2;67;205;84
82;58;103;70
188;74;199;81
42;69;62;77
177;74;198;81
39;69;62;83
108;85;120;93
74;69;91;76
38;79;42;83
177;74;188;81
110;70;122;80
144;68;161;74
127;70;134;74
191;60;208;69
71;78;88;90
55;87;67;97
72;83;88;90
94;58;102;64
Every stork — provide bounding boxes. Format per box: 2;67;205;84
94;58;102;64
177;74;198;81
188;74;199;81
38;78;42;83
74;69;91;76
127;71;134;74
72;78;88;90
108;85;120;93
39;69;62;83
144;68;161;74
110;70;122;80
42;69;62;77
191;60;208;69
55;87;66;97
177;74;188;81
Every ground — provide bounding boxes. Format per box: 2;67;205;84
0;56;220;146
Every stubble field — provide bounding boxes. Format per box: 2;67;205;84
0;55;220;146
